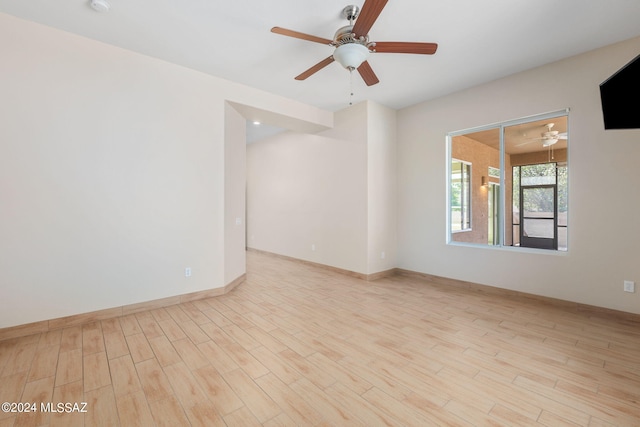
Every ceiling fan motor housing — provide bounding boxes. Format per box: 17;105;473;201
334;25;356;44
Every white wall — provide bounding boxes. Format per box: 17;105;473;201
247;103;369;273
224;104;247;283
366;103;397;273
0;13;331;328
397;36;640;314
246;101;398;276
2;11;638;328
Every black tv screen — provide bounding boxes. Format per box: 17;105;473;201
599;53;640;130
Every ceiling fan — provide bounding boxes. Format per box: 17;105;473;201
517;123;568;147
271;0;438;86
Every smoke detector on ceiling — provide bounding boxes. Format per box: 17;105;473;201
90;0;111;13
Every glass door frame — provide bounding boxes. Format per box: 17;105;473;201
488;182;501;245
519;183;558;250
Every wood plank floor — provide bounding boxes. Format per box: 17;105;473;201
1;250;639;426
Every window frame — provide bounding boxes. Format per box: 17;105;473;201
450;159;472;233
446;109;569;252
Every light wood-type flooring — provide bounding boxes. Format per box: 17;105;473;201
1;250;639;426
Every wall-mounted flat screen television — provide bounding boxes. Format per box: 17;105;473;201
600;53;639;130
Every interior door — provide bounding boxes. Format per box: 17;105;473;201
519;184;557;250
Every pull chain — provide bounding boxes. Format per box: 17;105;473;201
349;68;354;106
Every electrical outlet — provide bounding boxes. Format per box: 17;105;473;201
380;251;386;259
311;244;316;251
623;280;635;293
185;267;192;278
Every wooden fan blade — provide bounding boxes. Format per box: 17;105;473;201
372;42;438;55
295;56;335;80
357;61;380;86
271;27;332;45
352;0;388;37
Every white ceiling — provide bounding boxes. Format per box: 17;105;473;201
2;0;640;114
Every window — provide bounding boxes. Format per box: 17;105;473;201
451;160;471;231
447;110;568;251
488;167;500;179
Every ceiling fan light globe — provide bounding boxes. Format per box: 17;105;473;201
333;43;369;70
543;138;558;147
